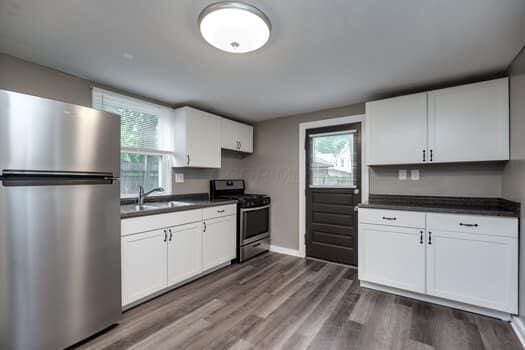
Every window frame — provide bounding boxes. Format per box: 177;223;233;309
92;87;173;197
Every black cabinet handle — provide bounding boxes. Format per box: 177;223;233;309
422;149;426;162
428;231;432;245
186;154;190;165
430;149;433;162
382;216;397;221
459;222;478;227
169;229;173;242
203;222;207;232
217;209;225;213
163;230;167;242
420;231;423;244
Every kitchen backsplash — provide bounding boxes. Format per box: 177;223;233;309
171;151;249;195
369;162;506;198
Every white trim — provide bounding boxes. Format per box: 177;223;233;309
361;281;513;321
270;245;305;258
298;114;367;258
511;316;525;348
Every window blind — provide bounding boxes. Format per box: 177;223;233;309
92;88;173;152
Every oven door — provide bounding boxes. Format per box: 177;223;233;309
240;205;270;245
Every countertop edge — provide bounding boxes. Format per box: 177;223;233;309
121;200;238;219
357;203;519;218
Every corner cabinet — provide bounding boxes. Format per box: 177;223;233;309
358;208;518;318
173;107;222;168
366;78;509;165
221;118;253;153
121;205;237;307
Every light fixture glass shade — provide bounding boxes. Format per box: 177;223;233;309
199;2;271;53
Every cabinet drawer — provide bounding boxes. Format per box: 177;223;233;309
427;213;517;238
122;209;203;236
358;208;425;228
203;204;236;220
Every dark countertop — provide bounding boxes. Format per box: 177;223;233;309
120;194;237;219
358;194;520;218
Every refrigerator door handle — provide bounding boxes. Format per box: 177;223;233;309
2;170;114;178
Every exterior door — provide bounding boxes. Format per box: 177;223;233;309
306;123;361;265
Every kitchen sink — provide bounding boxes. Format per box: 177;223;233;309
167;201;191;207
134;205;157;211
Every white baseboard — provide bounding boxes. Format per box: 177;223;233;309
269;245;305;258
511;316;525;348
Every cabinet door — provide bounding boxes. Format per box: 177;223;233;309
366;92;428;165
203;215;236;270
238;124;253;153
167;222;203;286
221;118;239;151
428;78;509;162
359;224;426;293
427;230;517;313
121;230;168;306
185;108;221;168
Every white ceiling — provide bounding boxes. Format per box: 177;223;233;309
0;0;524;122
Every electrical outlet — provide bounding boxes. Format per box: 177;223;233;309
411;169;420;181
398;169;408;181
175;173;184;183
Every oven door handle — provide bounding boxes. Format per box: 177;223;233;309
240;204;271;212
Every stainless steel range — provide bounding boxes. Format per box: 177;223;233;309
210;180;270;262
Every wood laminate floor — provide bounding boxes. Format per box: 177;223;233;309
76;253;521;350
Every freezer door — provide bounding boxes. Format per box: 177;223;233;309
0;180;122;350
0;90;120;176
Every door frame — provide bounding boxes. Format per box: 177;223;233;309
299;114;368;258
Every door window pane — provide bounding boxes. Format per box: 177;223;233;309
309;132;355;187
120;152;162;196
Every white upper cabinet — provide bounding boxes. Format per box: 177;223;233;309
365;78;509;165
221;118;253;153
173;107;221;168
428;78;509;163
366;92;428;165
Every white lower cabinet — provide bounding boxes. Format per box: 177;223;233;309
121;206;237;307
203;215;236;270
358;208;518;316
167;222;203;286
360;224;425;294
121;229;168;306
426;229;518;313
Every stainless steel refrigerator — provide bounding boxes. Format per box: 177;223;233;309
0;90;122;349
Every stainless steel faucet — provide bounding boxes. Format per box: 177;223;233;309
137;186;164;207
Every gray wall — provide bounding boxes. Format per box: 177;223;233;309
371;163;505;198
502;47;525;324
0;52;241;195
237;105;366;250
0;52;92;107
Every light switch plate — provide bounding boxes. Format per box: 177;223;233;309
411;169;420;181
175;173;184;183
398;169;408;181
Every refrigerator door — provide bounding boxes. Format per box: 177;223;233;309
0;180;121;350
0;90;120;176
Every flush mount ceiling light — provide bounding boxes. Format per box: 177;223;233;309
199;2;271;54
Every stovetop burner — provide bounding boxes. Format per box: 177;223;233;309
210;180;270;208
